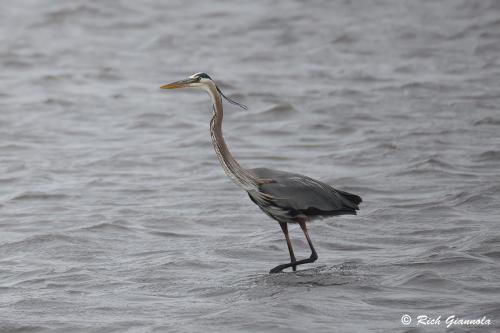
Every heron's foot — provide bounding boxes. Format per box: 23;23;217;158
257;178;276;185
269;264;287;274
269;261;297;274
269;254;317;274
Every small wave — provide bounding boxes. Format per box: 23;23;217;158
116;188;157;195
475;150;500;161
276;31;298;45
404;226;476;236
319;240;381;251
377;142;398;150
0;323;50;333
392;168;478;178
38;73;74;83
331;33;356;44
10;191;69;202
44;4;107;21
83;67;123;81
0;234;90;256
86;179;120;188
393;64;418;74
129;121;165;129
404;47;437;59
43;98;74;107
350;114;381;122
0;144;32;151
396;157;452;170
390;157;480;178
192;286;239;299
466;234;500;260
81;222;135;233
129;250;169;258
0;176;22;185
327;88;366;97
1;58;31;68
253;103;297;121
475;41;500;55
59;129;95;137
135;112;169;121
482;251;500;259
392;270;460;289
148;231;196;239
395;247;483;268
400;81;455;92
257;128;294;136
474;117;500;126
345;73;393;83
445;191;493;208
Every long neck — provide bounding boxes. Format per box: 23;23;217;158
206;83;258;191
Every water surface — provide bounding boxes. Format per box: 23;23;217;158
1;1;499;332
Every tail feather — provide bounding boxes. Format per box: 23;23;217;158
300;206;357;217
337;190;362;206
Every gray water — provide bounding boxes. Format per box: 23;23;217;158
1;1;500;332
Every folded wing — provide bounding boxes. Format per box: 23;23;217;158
250;167;362;217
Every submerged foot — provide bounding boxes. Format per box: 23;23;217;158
269;254;317;274
269;262;296;274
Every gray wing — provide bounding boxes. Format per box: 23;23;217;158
250;167;361;216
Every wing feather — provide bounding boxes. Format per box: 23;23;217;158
250;168;361;217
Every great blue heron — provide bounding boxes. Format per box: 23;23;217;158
161;73;362;273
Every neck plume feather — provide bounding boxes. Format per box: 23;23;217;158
206;84;258;191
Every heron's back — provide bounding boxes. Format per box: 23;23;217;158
248;168;361;222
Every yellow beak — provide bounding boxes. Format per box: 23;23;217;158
160;77;198;89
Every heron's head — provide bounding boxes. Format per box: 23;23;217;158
160;72;247;110
160;72;211;90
